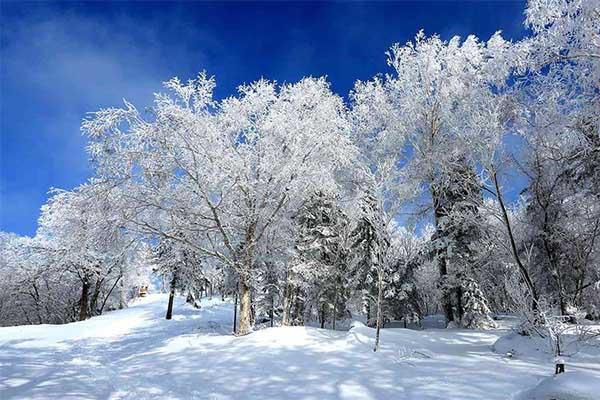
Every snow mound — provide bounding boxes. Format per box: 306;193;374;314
517;371;600;400
346;321;376;348
493;330;600;360
493;331;551;359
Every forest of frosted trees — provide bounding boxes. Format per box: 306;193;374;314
1;0;598;353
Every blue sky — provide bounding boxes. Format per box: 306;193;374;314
1;1;527;236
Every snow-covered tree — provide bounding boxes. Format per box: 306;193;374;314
460;278;496;329
37;182;136;321
284;192;350;329
83;74;356;334
152;232;204;319
384;227;425;325
348;187;392;344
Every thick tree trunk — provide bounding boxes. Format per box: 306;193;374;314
79;278;90;321
165;275;177;320
90;280;102;316
237;277;252;335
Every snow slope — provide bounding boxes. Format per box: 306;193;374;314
1;294;598;400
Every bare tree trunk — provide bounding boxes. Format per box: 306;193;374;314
100;274;122;314
320;302;326;328
270;296;275;328
494;172;539;311
118;279;126;309
282;275;294;326
236;224;256;335
79;278;90;321
292;287;305;325
374;267;384;352
166;275;177;320
233;291;238;333
332;286;338;331
237;277;252;335
90;280;102;316
365;293;371;325
456;286;463;323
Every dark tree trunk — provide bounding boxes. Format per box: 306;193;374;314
365;295;371;325
293;287;305;325
494;172;539;312
90;280;102;316
100;274;122;314
270;293;275;328
79;278;90;321
332;285;338;331
374;268;384;352
166;275;177;320
456;286;463;323
432;187;454;324
233;291;238;333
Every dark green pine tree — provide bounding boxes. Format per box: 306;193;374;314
350;189;389;327
384;244;423;325
430;157;486;325
294;191;350;329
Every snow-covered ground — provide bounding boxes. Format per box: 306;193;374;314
1;294;598;400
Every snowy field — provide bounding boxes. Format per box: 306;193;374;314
1;294;599;400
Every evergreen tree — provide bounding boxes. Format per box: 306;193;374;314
461;278;496;329
430;158;487;325
291;191;350;328
350;189;389;326
350;188;391;349
384;231;423;324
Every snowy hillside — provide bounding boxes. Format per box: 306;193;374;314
1;294;598;400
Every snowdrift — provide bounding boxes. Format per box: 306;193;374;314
516;371;600;400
